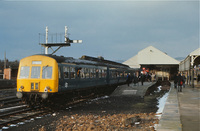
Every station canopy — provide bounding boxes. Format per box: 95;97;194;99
189;48;200;56
123;46;179;69
179;48;200;71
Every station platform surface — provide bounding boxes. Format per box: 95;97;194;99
157;84;200;131
111;82;155;97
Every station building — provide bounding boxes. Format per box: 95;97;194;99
123;46;179;80
179;48;200;87
3;66;18;80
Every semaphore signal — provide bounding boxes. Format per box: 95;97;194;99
39;26;82;55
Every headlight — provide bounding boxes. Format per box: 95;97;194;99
44;86;50;92
20;86;24;89
19;86;24;91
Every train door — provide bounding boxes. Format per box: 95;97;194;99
106;67;110;84
30;66;41;92
58;64;65;91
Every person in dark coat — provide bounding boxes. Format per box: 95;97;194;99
126;73;131;86
133;74;138;86
177;73;183;92
182;74;186;88
174;73;178;89
141;74;145;86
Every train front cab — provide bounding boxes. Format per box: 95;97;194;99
16;55;59;100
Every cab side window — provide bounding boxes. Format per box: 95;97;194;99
63;66;70;79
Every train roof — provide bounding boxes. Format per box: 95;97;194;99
33;54;130;69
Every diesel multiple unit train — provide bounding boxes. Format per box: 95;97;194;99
16;54;134;105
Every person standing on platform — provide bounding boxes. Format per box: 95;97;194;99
133;73;138;86
174;73;178;89
182;73;186;88
177;73;183;92
141;74;145;86
126;73;131;86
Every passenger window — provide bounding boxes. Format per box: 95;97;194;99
112;71;116;78
102;70;107;78
120;72;124;77
89;68;96;78
110;71;112;78
80;68;85;79
31;66;41;79
94;69;97;78
63;66;70;79
116;72;119;77
77;68;81;78
42;66;52;79
99;69;102;78
90;68;94;78
85;68;90;78
124;72;127;77
70;67;75;79
19;66;30;78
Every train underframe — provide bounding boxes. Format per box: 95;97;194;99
18;83;126;107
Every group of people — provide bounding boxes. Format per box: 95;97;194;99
127;71;187;91
174;73;186;92
126;73;155;86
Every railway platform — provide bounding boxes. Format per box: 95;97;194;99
114;81;200;131
111;82;155;97
156;84;200;131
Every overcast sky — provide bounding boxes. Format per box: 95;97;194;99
0;0;199;62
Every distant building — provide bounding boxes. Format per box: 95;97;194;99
179;48;200;87
0;60;19;80
4;66;18;80
123;46;179;80
0;69;3;79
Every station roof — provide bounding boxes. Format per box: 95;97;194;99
123;46;179;68
189;48;200;56
179;48;200;71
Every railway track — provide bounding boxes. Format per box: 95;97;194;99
0;86;116;130
0;92;111;130
0;87;22;108
0;96;22;108
0;87;51;129
0;104;51;129
0;87;42;129
0;96;98;130
0;88;16;98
